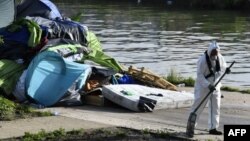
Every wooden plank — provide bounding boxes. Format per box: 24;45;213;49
125;65;177;91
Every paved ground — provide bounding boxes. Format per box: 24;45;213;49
0;116;111;139
0;87;249;140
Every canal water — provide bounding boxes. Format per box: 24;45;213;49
56;0;250;89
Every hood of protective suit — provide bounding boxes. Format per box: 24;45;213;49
207;41;220;57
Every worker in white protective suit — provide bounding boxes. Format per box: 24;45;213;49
189;41;231;135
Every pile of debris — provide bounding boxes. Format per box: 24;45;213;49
0;0;193;112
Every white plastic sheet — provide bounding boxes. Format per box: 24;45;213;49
0;0;15;28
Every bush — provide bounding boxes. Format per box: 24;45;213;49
164;68;195;87
221;86;250;94
0;96;16;120
0;95;53;121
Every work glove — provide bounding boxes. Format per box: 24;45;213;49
208;84;216;91
225;67;231;74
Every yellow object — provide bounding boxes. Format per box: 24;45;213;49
125;65;177;91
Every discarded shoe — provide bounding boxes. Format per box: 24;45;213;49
209;129;223;135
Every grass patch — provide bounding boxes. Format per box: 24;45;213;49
164;68;195;87
0;96;16;120
70;12;84;22
5;127;188;141
221;86;250;94
22;128;66;141
241;89;250;94
0;96;53;121
221;86;240;92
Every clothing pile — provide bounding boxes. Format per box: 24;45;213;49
0;0;123;107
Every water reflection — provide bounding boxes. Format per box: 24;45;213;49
56;1;250;88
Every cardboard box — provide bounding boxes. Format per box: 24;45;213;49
84;94;105;106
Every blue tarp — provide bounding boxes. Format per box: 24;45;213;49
25;51;91;106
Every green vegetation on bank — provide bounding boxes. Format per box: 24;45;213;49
221;86;250;94
164;69;250;94
70;12;84;22
164;68;195;87
4;127;185;141
0;96;52;121
22;128;67;141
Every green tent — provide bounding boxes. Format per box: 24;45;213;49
84;31;124;72
0;59;25;95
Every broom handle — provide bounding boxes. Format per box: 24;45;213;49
193;61;235;113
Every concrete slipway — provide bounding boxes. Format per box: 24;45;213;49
1;87;250;141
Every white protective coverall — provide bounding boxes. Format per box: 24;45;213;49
191;42;227;130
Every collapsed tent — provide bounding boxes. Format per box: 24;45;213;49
0;19;43;61
16;0;62;20
0;0;182;110
25;51;91;106
0;0;15;28
43;38;90;61
84;31;124;72
0;0;124;107
0;59;25;96
26;16;88;46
